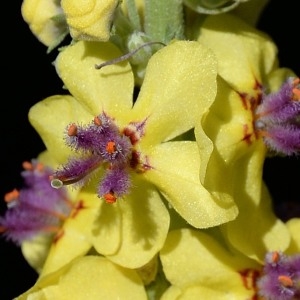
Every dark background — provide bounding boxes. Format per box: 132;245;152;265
1;1;300;299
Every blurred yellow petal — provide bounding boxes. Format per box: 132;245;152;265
22;234;52;273
39;191;100;276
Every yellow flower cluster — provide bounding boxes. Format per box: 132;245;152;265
2;1;300;299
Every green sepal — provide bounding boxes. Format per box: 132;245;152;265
144;0;185;43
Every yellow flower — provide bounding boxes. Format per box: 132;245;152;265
16;256;148;300
27;39;238;269
160;219;299;300
193;13;295;260
21;0;68;49
17;151;99;276
61;0;119;41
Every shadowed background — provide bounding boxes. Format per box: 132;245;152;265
1;1;300;299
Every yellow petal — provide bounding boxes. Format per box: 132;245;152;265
21;234;52;273
55;41;134;120
160;285;183;300
160;228;258;296
29;95;93;164
196;77;261;192
286;218;300;254
173;285;254;300
196;14;278;93
144;141;238;228
267;67;297;93
222;181;291;263
39;191;100;276
131;40;218;146
16;256;147;300
61;0;119;41
106;178;170;268
90;190;122;255
194;62;291;262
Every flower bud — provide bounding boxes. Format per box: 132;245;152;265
61;0;119;41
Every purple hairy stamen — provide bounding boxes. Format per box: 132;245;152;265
0;160;71;244
51;155;103;188
257;251;300;300
98;167;131;201
254;77;300;155
51;111;150;203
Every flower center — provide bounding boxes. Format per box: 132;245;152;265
256;251;300;300
237;80;263;145
238;251;300;300
51;111;150;203
239;268;261;295
254;77;300;155
239;77;300;156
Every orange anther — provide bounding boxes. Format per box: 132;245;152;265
4;189;19;203
94;116;102;126
35;162;44;172
22;161;33;170
271;251;280;263
67;124;77;136
0;225;7;233
106;141;116;154
278;275;293;287
104;192;117;204
293;78;300;85
292;88;300;100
